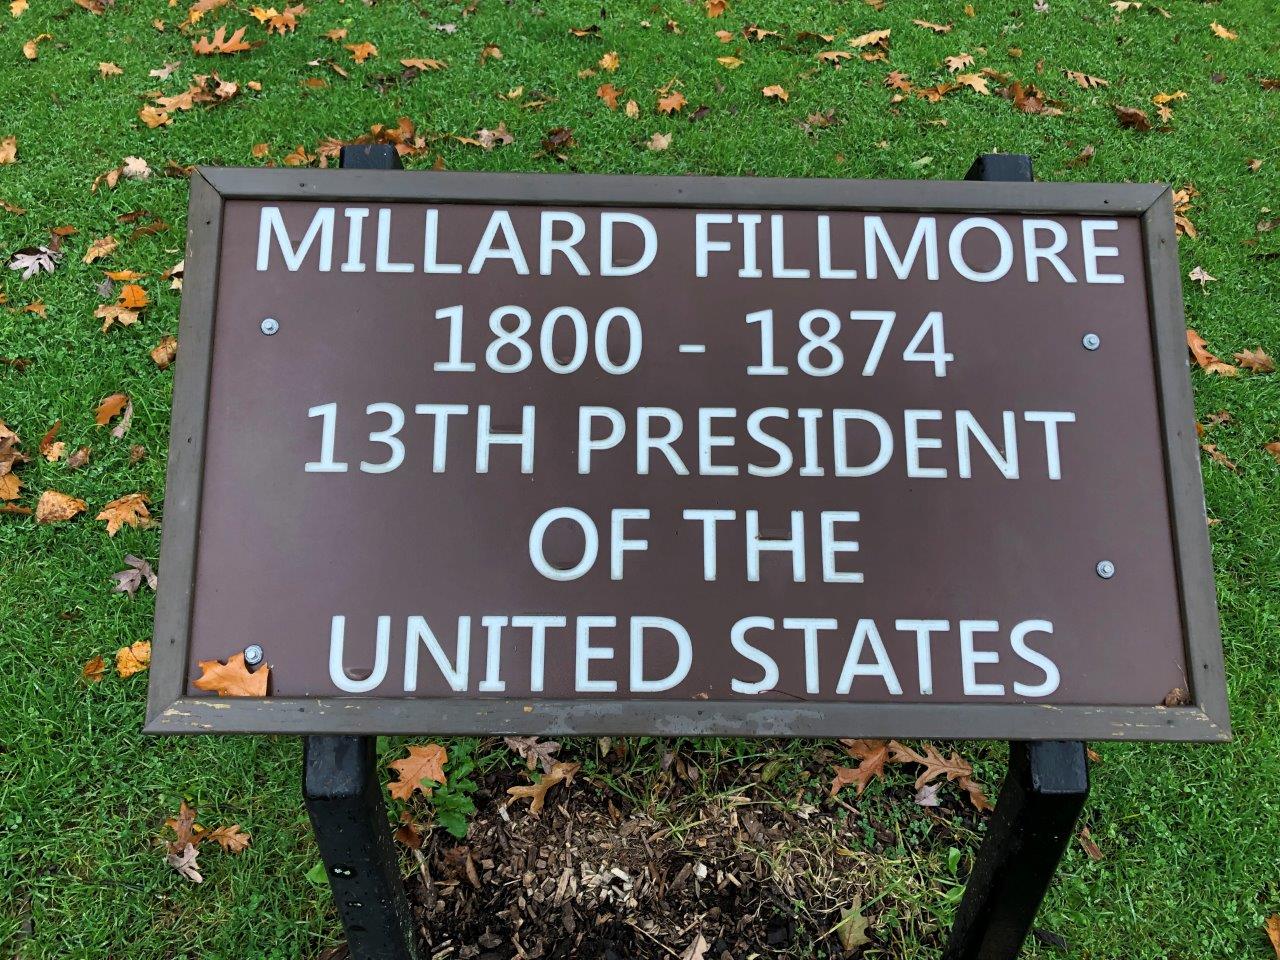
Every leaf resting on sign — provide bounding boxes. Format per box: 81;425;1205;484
193;652;269;696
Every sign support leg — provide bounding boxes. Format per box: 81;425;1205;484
942;741;1089;959
941;154;1091;960
303;735;421;960
302;143;417;960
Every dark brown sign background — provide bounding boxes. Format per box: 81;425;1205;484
146;170;1229;740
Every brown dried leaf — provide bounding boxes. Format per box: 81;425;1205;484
82;655;106;682
205;824;251;853
830;739;890;796
1209;21;1236;40
913;19;951;33
99;61;123;77
761;84;789;102
944;53;973;72
151;335;179;369
1233;347;1274;374
36;489;87;523
596;82;622;109
388;743;448;800
849;28;890;48
1186;329;1238;376
94;393;129;426
598;51;619;72
1065;70;1108;89
192;25;252;55
657;90;687;114
507;760;580;814
1113;105;1151;131
83;235;117;263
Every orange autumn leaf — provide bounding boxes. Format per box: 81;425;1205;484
507;760;580;814
115;640;151;677
705;0;727;16
400;57;446;71
388;743;448;800
83;655;107;682
656;90;686;114
913;19;952;32
762;84;789;102
849;28;890;49
1233;347;1274;374
139;106;172;129
94;393;129;425
83;235;117;263
151;335;178;369
118;284;149;309
1209;21;1237;40
829;739;890;796
596;82;622;109
23;33;52;59
345;41;378;63
1186;329;1239;376
98;61;122;77
0;136;16;164
96;304;140;332
0;473;20;501
1264;915;1280;958
193;652;270;697
104;269;144;281
598;50;619;72
192;24;252;54
97;493;152;536
35;489;87;523
817;50;852;65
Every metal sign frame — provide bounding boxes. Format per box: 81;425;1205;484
145;168;1229;741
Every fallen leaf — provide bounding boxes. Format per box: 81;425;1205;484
36;489;87;523
913;19;951;33
1265;916;1280;958
1234;348;1274;374
849;28;890;49
817;50;852;65
830;739;890;796
193;652;270;696
891;741;991;811
95;304;140;332
705;0;727;16
388;743;448;800
98;61;122;77
507;760;580;814
82;655;106;682
205;824;251;853
657;90;687;114
1152;90;1186;106
956;73;991;94
503;736;562;774
10;0;28;15
151;335;179;369
1186;329;1238;376
0;420;27;477
112;554;158;595
1209;21;1236;40
480;43;501;63
761;84;789;102
945;53;973;72
394;811;425;848
716;55;743;69
118;284;149;309
192;25;253;54
596;82;622;109
97;492;152;536
400;57;446;71
836;898;872;951
38;420;61;461
1078;826;1104;861
624;99;639;119
1188;266;1216;287
167;843;203;883
0;473;19;500
647;131;672;151
1067;144;1096;167
1200;443;1238;472
1266;442;1280;465
1064;70;1108;89
83;235;118;263
94;393;129;426
115;640;151;677
0;136;16;164
23;33;52;60
1247;159;1264;173
598;50;619;72
914;782;942;806
139;106;172;129
150;61;181;79
679;934;709;960
1114;105;1151;131
8;246;61;279
250;3;305;34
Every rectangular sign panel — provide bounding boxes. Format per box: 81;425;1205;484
146;169;1229;740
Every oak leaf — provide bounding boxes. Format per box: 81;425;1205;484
1152;90;1186;105
36;489;86;523
39;420;62;461
97;492;152;536
1265;915;1280;958
507;760;580;814
1078;826;1104;861
830;739;890;796
1064;70;1108;89
503;736;562;773
139;107;172;129
849;28;890;48
388;743;448;800
956;73;990;94
205;824;251;853
192;25;252;54
1234;347;1274;374
945;53;973;72
817;50;852;65
1209;22;1236;40
1186;329;1238;376
596;82;622;109
761;84;789;102
167;843;203;882
913;19;951;32
1200;443;1238;472
116;640;151;677
193;652;270;696
99;61;122;77
94;393;130;426
10;0;28;15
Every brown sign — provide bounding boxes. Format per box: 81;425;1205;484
146;170;1228;741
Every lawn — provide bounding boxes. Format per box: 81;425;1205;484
1;0;1278;957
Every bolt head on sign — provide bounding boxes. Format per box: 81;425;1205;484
144;169;1228;742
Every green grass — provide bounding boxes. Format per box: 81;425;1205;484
1;0;1278;956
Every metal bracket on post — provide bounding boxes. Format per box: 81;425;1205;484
943;153;1090;960
302;143;418;960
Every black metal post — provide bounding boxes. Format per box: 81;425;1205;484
944;154;1091;959
302;143;419;960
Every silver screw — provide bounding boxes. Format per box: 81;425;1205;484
1082;333;1101;351
243;643;264;666
1096;560;1115;579
260;317;279;336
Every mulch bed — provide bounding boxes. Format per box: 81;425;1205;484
389;743;985;959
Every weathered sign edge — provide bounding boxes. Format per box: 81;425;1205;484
144;169;1230;742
